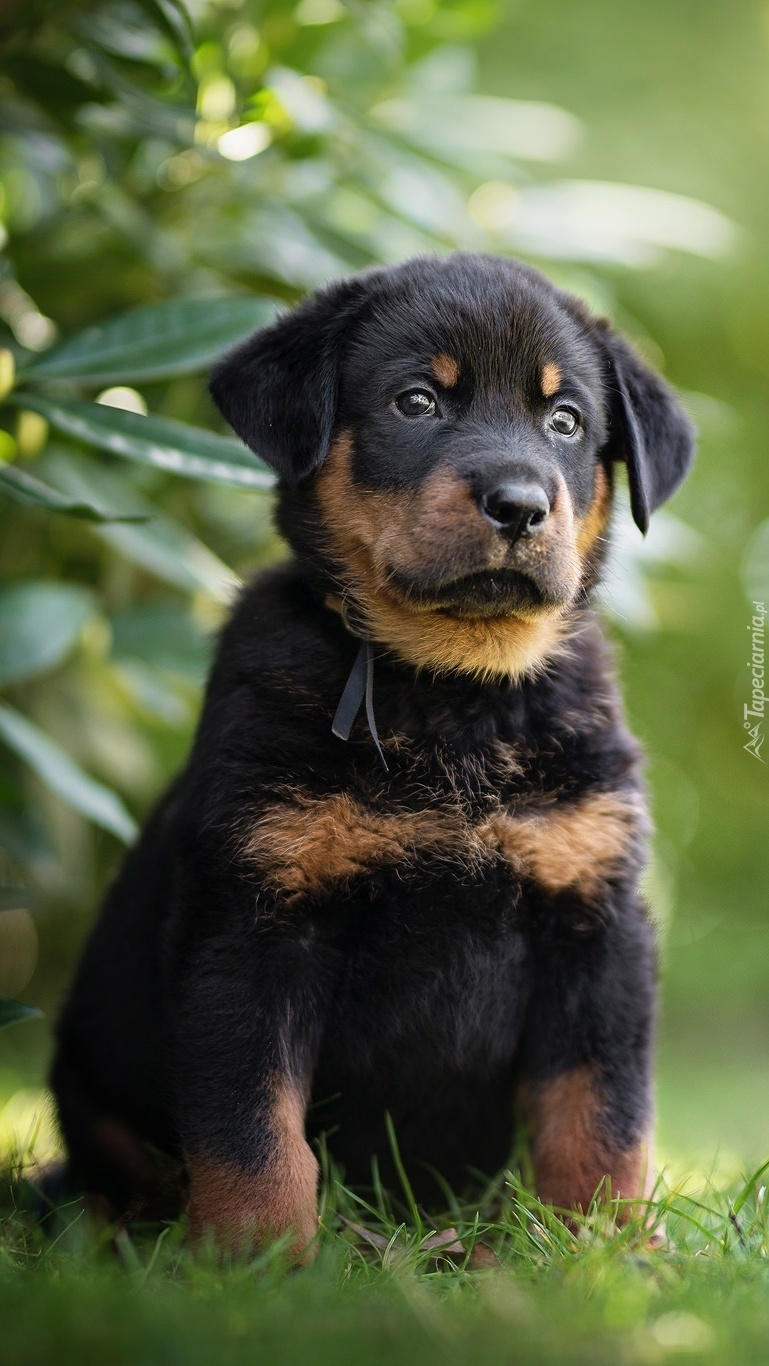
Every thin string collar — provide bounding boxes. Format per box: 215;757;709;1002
326;595;388;770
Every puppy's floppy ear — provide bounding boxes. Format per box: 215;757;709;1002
209;277;368;486
598;326;695;535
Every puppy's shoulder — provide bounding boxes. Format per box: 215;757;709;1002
185;561;353;805
210;560;346;692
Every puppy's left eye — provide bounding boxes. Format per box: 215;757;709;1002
549;407;580;437
396;390;437;417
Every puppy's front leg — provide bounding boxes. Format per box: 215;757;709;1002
169;900;329;1261
519;894;657;1221
184;1072;318;1261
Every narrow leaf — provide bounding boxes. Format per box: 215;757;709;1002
0;461;146;521
0;581;96;687
136;0;195;61
0;999;43;1031
21;297;277;385
0;701;138;844
45;451;239;602
11;395;275;490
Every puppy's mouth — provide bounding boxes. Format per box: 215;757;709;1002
387;567;555;619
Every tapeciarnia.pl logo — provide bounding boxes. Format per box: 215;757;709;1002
744;600;766;763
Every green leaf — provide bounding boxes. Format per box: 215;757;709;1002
45;451;240;601
0;581;96;687
0;999;42;1031
370;94;581;168
0;461;147;521
21;297;277;385
2;55;106;116
136;0;196;62
76;44;196;141
10;395;275;490
0;888;41;911
0;701;138;844
111;601;211;678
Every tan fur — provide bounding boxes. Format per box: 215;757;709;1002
480;790;644;900
242;790;471;895
576;463;612;560
314;433;578;681
241;787;642;900
541;361;562;397
430;353;460;387
359;593;571;682
186;1077;318;1261
521;1067;650;1215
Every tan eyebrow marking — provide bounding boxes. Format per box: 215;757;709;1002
541;362;562;398
430;354;460;388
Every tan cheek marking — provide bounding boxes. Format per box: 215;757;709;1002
316;446;495;583
480;791;644;899
541;362;562;398
315;435;572;681
576;463;612;560
315;430;406;569
241;791;470;895
377;467;505;578
521;1067;651;1216
186;1078;318;1261
430;353;460;388
511;474;581;603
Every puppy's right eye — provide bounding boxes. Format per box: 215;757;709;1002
396;390;436;417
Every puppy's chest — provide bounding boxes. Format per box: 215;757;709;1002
239;738;641;913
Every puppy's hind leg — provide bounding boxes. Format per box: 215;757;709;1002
50;1050;184;1224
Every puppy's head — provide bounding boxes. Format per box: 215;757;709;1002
211;254;694;680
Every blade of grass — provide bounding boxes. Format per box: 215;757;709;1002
384;1112;421;1233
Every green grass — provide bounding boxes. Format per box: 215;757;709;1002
4;1151;769;1366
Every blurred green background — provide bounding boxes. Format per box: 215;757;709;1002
0;0;766;1186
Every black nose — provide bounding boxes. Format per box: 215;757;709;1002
480;482;550;541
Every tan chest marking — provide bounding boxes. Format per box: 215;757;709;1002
241;788;642;901
479;789;644;900
241;791;472;895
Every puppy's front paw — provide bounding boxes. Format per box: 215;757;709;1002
186;1142;319;1263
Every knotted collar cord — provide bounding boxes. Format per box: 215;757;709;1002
326;595;388;771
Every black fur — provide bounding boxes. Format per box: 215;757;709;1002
596;325;694;535
52;254;694;1243
209;277;368;486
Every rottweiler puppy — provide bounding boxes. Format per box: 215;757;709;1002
51;253;694;1257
